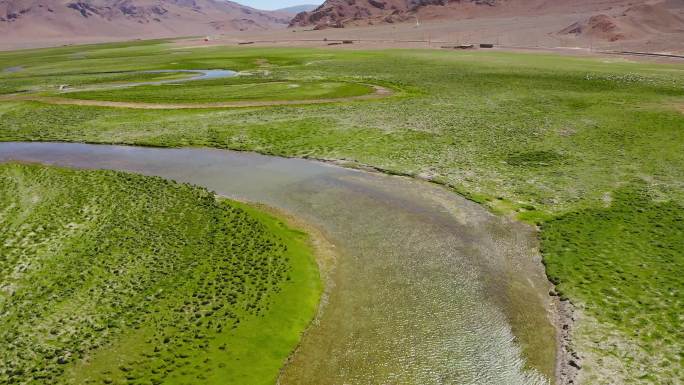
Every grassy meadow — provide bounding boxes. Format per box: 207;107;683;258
542;184;683;383
62;79;374;104
1;41;683;384
0;163;321;385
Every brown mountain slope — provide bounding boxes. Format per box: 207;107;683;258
289;0;684;29
558;2;684;42
0;0;289;48
288;0;684;51
289;0;457;28
289;0;593;28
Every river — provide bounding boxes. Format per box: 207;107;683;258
0;141;556;385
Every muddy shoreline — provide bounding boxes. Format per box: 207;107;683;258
553;297;580;385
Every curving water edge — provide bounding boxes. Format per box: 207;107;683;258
57;69;237;93
0;142;556;385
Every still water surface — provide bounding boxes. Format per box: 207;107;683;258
58;69;237;93
0;142;554;385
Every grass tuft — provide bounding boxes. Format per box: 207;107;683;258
0;163;321;385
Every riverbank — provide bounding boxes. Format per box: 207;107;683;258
0;141;580;385
1;42;682;384
1;142;557;384
223;201;328;385
0;162;323;385
236;202;339;384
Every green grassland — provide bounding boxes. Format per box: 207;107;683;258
0;163;321;385
1;41;683;384
0;70;196;96
542;184;683;382
61;78;373;104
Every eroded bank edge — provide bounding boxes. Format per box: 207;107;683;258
219;199;338;385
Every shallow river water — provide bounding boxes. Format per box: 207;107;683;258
0;142;555;385
59;69;237;93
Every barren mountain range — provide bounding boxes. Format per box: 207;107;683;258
291;0;683;35
1;0;683;51
0;0;290;48
287;0;683;52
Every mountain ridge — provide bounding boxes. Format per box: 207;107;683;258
276;3;319;14
0;0;290;48
287;0;684;49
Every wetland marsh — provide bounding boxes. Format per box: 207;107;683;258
0;161;321;385
1;142;555;384
0;40;682;384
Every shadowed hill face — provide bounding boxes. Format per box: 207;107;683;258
289;0;616;28
0;0;289;46
288;0;459;27
289;0;633;28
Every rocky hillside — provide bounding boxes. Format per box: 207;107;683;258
290;0;684;35
558;2;684;43
289;0;499;28
0;0;289;47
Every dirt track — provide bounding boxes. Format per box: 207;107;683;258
1;85;393;109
